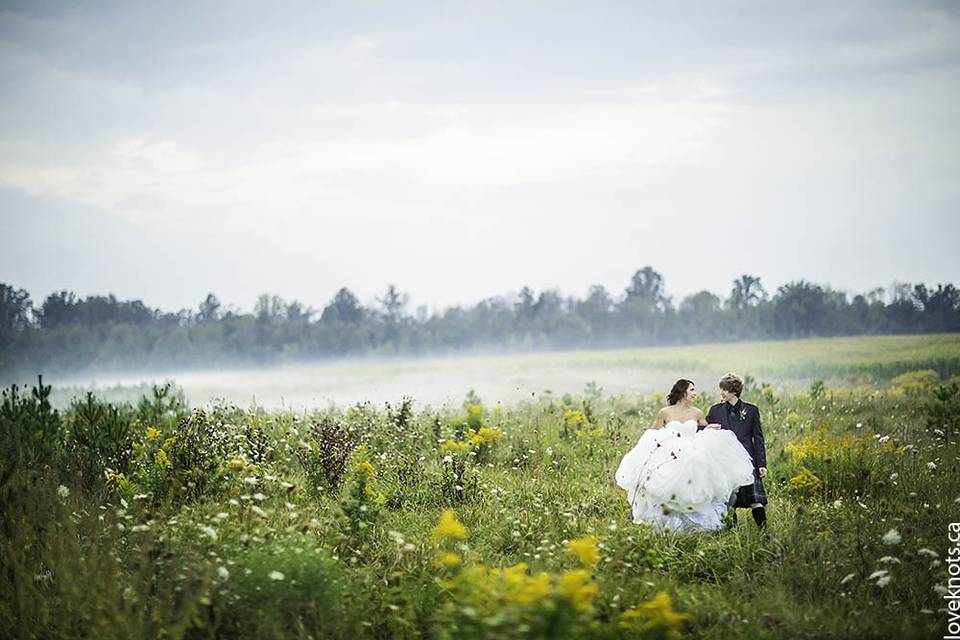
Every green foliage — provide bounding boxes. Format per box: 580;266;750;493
64;392;133;491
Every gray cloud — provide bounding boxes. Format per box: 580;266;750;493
1;1;958;313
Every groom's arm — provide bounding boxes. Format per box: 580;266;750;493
699;405;717;431
752;407;767;469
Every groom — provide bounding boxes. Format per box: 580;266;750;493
704;373;768;529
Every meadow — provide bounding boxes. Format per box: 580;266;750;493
3;334;960;639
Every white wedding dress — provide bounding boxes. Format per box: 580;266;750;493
615;419;755;533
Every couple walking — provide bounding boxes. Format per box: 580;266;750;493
615;373;768;533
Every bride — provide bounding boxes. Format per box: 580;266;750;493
615;379;755;533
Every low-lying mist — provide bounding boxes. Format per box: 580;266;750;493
44;349;712;411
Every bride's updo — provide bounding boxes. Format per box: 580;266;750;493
667;379;694;405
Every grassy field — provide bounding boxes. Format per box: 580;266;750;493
3;334;960;638
50;333;960;410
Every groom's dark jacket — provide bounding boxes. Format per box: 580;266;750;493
703;400;766;469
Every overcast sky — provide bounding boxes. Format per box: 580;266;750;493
1;1;958;315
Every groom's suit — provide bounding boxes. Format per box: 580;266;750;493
704;399;767;508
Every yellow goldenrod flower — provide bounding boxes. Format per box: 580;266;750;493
354;460;376;479
227;456;246;471
436;552;462;568
440;439;471;453
557;569;597;612
787;467;821;495
432;509;468;544
566;536;600;569
620;591;691;637
154;449;171;469
145;427;162;441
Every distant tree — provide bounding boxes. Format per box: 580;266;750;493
378;284;409;324
912;284;960;331
321;288;364;324
197;293;221;323
514;287;536;321
624;266;669;310
680;290;722;315
773;281;828;337
0;284;33;350
728;274;768;310
254;294;287;324
39;290;79;329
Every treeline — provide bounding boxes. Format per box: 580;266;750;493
2;267;959;376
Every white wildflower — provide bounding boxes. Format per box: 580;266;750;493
250;505;268;518
881;529;901;545
876;575;891;588
877;435;890;444
840;573;856;585
243;477;258;486
252;492;266;501
927;461;937;470
918;548;939;558
57;485;70;499
878;556;900;564
269;570;285;581
200;525;218;541
217;566;230;580
130;524;151;532
868;569;888;580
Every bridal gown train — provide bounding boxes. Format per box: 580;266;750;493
615;419;755;533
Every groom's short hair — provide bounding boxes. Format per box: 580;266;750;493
719;373;743;396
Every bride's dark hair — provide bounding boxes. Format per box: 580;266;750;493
667;379;694;405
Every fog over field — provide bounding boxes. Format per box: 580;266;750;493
48;334;960;410
55;351;691;410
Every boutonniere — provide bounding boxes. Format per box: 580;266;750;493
739;408;748;421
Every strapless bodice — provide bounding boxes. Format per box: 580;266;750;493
663;419;698;436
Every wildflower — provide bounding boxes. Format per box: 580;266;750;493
269;570;285;581
918;548;939;558
440;439;471;453
470;427;503;447
557;569;597;612
619;591;691;636
243;476;258;486
566;536;600;569
145;427;162;441
250;505;268;518
881;529;901;545
354;460;376;478
927;461;937;470
217;566;230;580
252;492;266;501
787;467;821;495
151;448;171;468
840;573;856;585
432;510;468;543
497;563;551;604
816;530;833;538
227;457;246;471
869;569;891;588
200;525;218;541
57;485;70;499
434;552;461;568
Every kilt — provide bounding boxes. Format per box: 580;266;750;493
729;468;767;508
